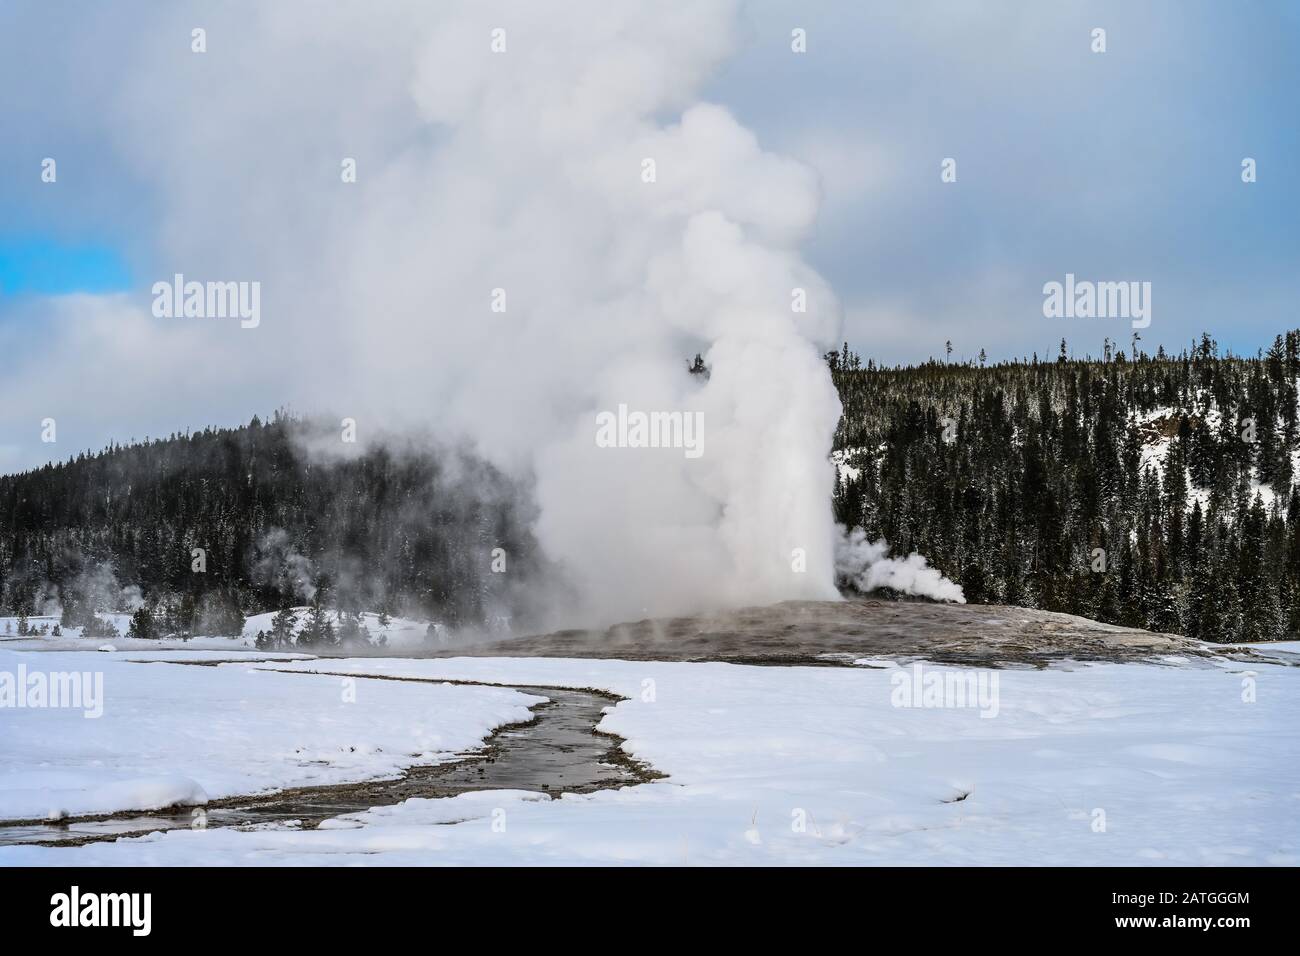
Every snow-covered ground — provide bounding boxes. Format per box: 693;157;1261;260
0;648;540;821
1263;640;1300;653
1131;403;1300;512
2;648;1296;865
241;609;440;650
0;609;438;653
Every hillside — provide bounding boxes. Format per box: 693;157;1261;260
830;331;1300;642
5;331;1300;643
0;413;540;629
418;597;1272;667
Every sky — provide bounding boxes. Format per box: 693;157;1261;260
706;0;1300;365
0;0;1297;473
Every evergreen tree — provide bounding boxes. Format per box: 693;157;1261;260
829;328;1300;641
297;599;335;649
269;607;298;649
127;604;157;640
336;610;372;648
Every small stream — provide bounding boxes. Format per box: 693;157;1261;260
0;672;658;848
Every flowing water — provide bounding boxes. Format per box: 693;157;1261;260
0;675;658;848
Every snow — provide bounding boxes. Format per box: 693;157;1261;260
241;608;435;648
0;649;542;821
2;650;1296;866
830;443;888;485
114;649;312;663
830;447;864;484
1130;403;1300;514
0;613;253;653
0;608;440;653
1265;640;1300;653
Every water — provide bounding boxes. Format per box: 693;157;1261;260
0;684;657;847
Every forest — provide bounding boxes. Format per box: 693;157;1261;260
3;331;1299;643
831;331;1300;642
0;411;539;635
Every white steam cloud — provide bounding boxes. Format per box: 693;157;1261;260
835;527;966;604
355;3;847;624
252;529;318;603
3;1;873;625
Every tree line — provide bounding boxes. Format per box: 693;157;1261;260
0;411;539;632
830;331;1300;642
7;330;1298;643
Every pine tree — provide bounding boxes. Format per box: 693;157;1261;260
337;610;371;648
297;599;335;648
127;604;157;640
269;607;298;649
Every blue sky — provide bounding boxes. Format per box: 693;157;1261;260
2;1;1296;361
0;1;1297;470
0;239;131;296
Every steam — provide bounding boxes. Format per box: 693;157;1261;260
50;564;145;617
350;5;847;624
252;529;317;603
5;2;863;626
835;527;966;604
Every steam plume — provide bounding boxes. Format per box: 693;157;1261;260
835;527;966;604
5;1;854;626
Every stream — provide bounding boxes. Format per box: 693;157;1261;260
0;668;658;847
